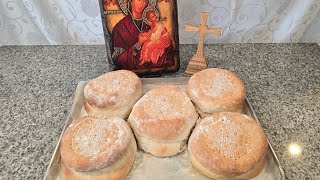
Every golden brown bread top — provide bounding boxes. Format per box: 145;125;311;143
84;70;141;108
187;68;245;103
188;112;268;176
60;115;132;172
129;86;198;141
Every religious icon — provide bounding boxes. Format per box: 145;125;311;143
99;0;180;76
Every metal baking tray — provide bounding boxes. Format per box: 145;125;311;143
44;77;285;180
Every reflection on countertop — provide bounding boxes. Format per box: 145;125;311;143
0;44;319;179
288;143;302;156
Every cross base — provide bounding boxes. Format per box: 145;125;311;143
185;55;208;75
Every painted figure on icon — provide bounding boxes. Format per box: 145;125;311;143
139;8;172;65
102;0;179;74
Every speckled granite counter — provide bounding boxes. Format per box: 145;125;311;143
0;44;319;179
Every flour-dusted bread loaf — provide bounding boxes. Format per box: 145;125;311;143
187;68;246;118
188;112;268;179
60;115;137;180
128;86;199;157
83;70;142;119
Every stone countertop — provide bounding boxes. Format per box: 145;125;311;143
0;44;319;179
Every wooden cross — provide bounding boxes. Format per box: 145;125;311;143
185;12;222;75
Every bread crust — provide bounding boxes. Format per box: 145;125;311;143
188;112;268;179
60;115;137;179
187;68;245;116
131;124;191;157
83;70;142;119
189;150;266;179
61;138;137;180
128;86;198;157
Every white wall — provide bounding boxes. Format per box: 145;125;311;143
0;0;319;45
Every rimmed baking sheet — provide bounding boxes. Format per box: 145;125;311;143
44;77;285;180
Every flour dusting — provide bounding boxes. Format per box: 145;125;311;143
72;117;130;161
195;114;250;159
137;86;193;120
84;71;139;106
204;73;235;98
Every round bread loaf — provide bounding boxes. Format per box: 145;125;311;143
83;70;141;119
187;68;246;118
60;115;137;180
128;86;199;157
188;112;268;179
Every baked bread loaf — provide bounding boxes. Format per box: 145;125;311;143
83;70;141;119
60;115;137;180
188;112;268;179
128;86;199;157
187;68;246;118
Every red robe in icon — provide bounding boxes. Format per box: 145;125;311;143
139;22;172;65
112;14;174;70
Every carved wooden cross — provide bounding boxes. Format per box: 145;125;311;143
185;12;222;75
